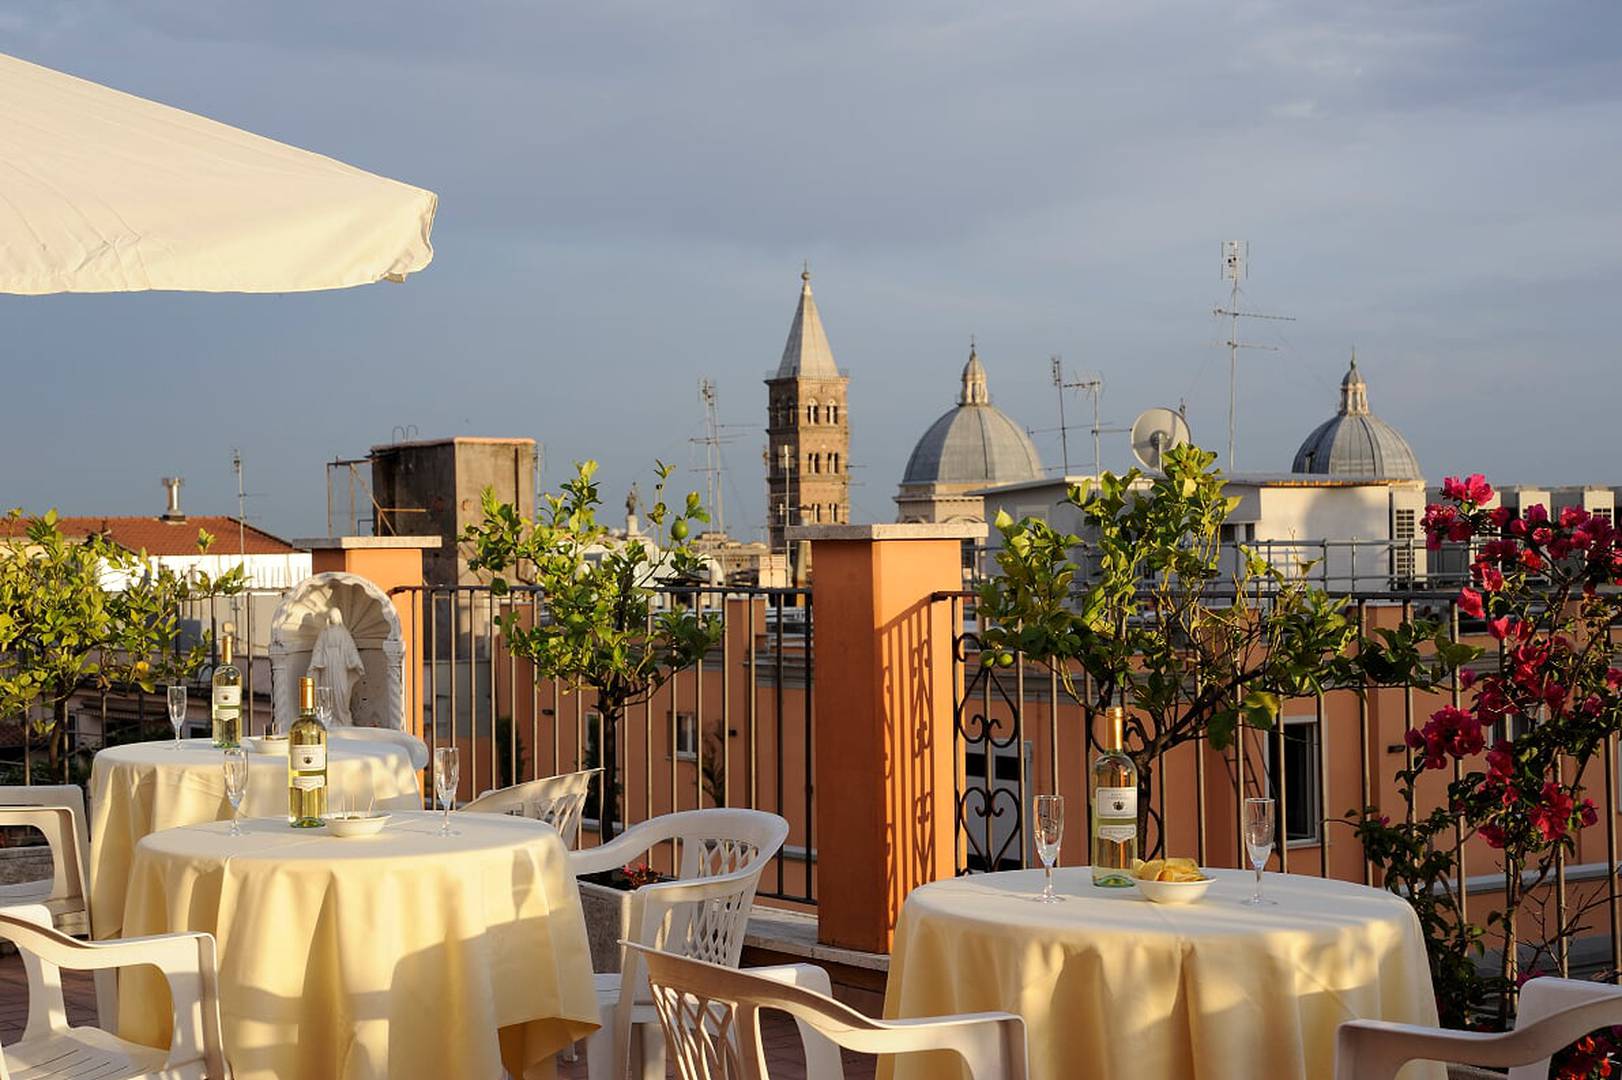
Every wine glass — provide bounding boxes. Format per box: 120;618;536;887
1243;798;1277;905
434;747;461;837
223;748;249;837
315;685;335;726
1032;795;1065;903
166;684;187;749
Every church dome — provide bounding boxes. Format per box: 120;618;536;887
902;346;1044;486
1291;354;1421;480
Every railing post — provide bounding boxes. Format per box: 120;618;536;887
791;522;986;953
298;535;441;742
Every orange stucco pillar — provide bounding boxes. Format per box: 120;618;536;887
792;522;987;954
298;536;441;741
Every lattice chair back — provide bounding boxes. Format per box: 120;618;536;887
463;768;600;848
630;943;1029;1080
568;808;788;1080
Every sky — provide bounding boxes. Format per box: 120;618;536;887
2;1;1620;542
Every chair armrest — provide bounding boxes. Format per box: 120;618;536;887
568;827;663;877
1338;1001;1622;1080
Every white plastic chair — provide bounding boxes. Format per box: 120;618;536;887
629;942;1029;1080
0;785;115;1025
463;768;601;849
1335;976;1622;1080
568;808;790;1080
0;903;230;1079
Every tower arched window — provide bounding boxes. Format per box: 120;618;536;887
806;400;819;424
809;453;820;474
829;452;840;474
829;403;840;425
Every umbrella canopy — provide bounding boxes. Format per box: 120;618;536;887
0;52;436;295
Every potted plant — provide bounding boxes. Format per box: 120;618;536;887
975;445;1455;855
462;461;722;970
0;509;244;782
1353;475;1622;1045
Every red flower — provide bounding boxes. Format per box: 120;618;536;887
1525;504;1549;525
1456;587;1484;619
1560;505;1590;529
1509;518;1529;538
1460;669;1477;689
1521;548;1545;571
1480;822;1507;848
1607;668;1622;690
1581;799;1600;829
1531;526;1554;546
1486;740;1514;780
1443;474;1494;505
1488;506;1512;528
1489;616;1516;641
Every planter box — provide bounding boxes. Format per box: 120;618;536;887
578;879;632;974
0;845;53;887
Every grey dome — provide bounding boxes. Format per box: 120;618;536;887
903;347;1044;485
1291;355;1421;480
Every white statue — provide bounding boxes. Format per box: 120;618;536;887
307;608;367;727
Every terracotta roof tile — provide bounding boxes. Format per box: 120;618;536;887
0;516;296;556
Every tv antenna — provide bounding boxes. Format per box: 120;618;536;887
1130;407;1193;471
231;449;247;558
690;378;740;535
1213;241;1294;470
1048;356;1125;476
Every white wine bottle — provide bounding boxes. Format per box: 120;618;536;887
1091;706;1138;887
288;676;328;828
211;625;242;748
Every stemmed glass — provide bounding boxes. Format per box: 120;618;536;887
434;747;461;837
316;685;335;726
166;684;188;749
1032;794;1065;903
1243;797;1277;905
223;748;249;837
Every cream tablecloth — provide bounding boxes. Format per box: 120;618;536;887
88;735;422;938
119;811;598;1080
882;867;1445;1080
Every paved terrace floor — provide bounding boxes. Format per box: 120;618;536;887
0;952;877;1079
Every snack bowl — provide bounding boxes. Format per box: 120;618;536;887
246;735;289;756
1134;874;1215;905
326;813;390;838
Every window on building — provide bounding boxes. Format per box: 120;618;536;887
672;712;697;760
830;452;840;473
829;404;840;424
1596;507;1615;524
813;504;822;523
809;453;821;474
1265;716;1323;844
806;401;819;424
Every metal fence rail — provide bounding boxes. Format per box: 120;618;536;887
944;587;1622;980
397;582;817;905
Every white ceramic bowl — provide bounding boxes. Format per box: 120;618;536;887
326;813;390;838
247;735;289;756
1134;874;1216;905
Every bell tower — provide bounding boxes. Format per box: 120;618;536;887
765;269;850;566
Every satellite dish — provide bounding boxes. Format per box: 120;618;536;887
1130;407;1192;471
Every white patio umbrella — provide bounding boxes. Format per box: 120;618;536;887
0;51;436;295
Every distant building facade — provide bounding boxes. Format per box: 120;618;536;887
895;344;1043;524
765;271;850;560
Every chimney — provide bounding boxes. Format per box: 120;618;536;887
161;476;186;522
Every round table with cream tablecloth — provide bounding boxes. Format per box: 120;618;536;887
88;735;423;939
881;867;1446;1080
118;811;599;1080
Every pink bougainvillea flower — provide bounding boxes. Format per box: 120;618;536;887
1581;799;1599;828
1441;477;1466;502
1560;505;1590;529
1525;504;1549;525
1520;548;1545;571
1531;526;1554;547
1460;669;1477;689
1480;822;1506;849
1509;518;1529;538
1488;506;1512;528
1486;740;1513;779
1489;616;1515;641
1607;668;1622;690
1456;587;1484;618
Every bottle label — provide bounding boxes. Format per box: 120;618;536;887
1095;785;1137;820
213;686;241;708
291;745;326;772
1097;823;1137;842
291;775;325;792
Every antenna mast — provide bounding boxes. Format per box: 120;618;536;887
1049;356;1119;476
692;378;731;535
231;449;246;558
1213;241;1295;470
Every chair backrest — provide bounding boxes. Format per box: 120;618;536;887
0;785;91;930
463;768;600;848
1336;979;1622;1080
630;943;1027;1080
1507;977;1622;1080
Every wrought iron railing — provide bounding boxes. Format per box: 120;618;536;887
395;582;816;905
